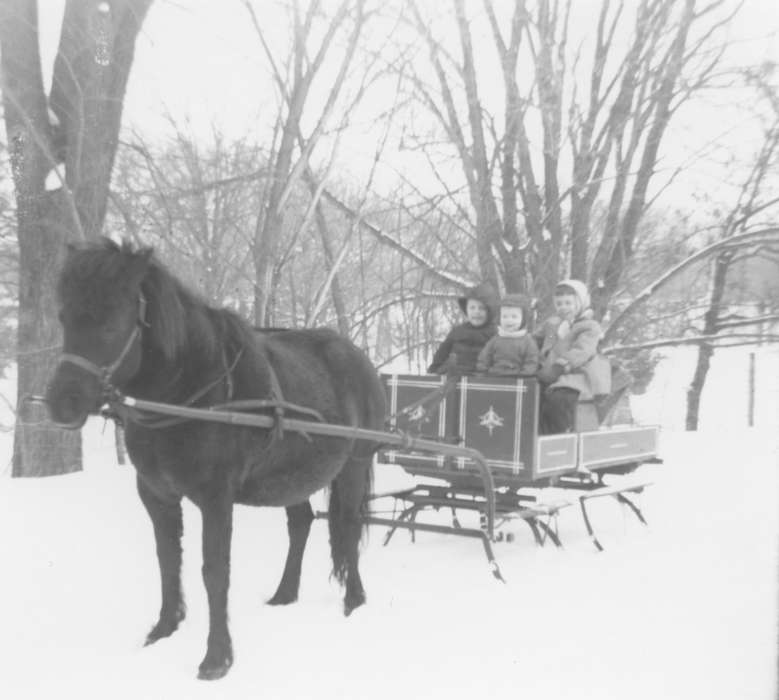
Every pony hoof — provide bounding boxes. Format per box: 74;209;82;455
144;608;185;645
343;593;366;617
144;623;178;646
267;591;297;606
198;656;233;681
145;627;174;646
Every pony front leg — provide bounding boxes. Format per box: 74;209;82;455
136;476;186;644
197;490;234;681
268;500;314;605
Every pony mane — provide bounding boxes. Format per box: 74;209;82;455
58;238;151;324
59;238;252;365
143;258;254;364
141;256;192;363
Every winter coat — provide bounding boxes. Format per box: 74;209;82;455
427;322;496;375
428;282;499;375
535;312;611;400
476;330;539;376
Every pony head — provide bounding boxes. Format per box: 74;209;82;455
45;238;186;428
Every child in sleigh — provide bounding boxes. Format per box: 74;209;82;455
535;279;611;434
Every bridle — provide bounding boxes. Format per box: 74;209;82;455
58;294;148;401
52;294;326;436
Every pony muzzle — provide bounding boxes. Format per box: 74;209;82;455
45;390;92;429
45;367;103;430
51;414;89;430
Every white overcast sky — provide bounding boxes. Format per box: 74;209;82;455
35;0;779;208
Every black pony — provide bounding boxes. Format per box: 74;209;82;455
45;239;386;680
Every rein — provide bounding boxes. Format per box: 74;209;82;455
115;354;325;435
120;348;245;429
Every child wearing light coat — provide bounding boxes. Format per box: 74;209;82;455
535;279;611;434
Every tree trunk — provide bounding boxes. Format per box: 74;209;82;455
594;0;696;318
685;250;732;430
312;198;350;335
0;0;152;476
453;0;501;289
685;341;712;431
13;192;81;476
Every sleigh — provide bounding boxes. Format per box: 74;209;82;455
365;374;660;577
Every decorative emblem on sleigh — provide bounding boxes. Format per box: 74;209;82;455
479;406;504;436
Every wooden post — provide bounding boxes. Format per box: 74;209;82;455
115;425;127;466
748;352;755;427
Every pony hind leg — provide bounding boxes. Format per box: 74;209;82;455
267;500;314;606
136;476;186;645
329;455;371;616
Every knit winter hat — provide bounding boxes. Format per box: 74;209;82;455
499;293;532;330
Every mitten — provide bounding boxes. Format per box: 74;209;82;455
537;363;565;384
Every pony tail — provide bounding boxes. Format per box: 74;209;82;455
328;453;373;586
362;459;373;521
328;485;348;585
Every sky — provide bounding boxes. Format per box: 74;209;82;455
34;0;779;208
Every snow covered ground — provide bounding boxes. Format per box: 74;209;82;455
631;345;779;432
0;350;776;699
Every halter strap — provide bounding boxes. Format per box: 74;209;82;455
58;294;147;392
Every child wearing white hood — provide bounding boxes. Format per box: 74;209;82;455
535;279;611;434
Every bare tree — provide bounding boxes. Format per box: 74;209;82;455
400;0;733;315
0;0;152;475
110;125;265;311
244;0;370;325
684;67;779;429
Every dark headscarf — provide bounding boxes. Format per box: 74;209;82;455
457;282;499;324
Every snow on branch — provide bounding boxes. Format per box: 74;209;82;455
603;332;779;354
604;227;779;343
320;188;472;289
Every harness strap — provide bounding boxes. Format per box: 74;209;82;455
58;293;147;390
266;361;288;441
114;350;324;435
60;324;142;384
125;348;244;429
58;352;105;378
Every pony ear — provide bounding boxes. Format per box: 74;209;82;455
65;241;86;256
128;248;153;288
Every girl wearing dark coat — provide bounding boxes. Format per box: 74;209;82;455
427;283;498;376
